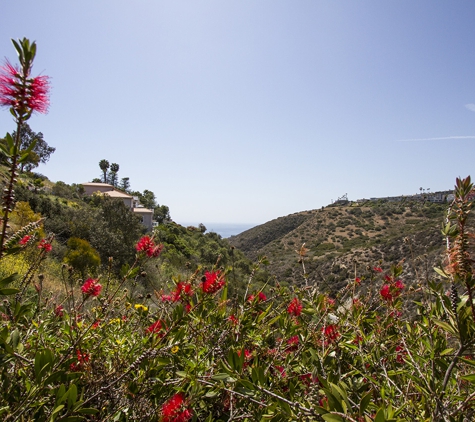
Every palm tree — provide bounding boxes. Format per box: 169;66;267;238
109;163;119;186
99;159;110;183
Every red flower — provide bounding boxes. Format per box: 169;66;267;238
146;319;165;336
355;277;361;285
373;267;383;273
161;393;193;422
287;297;303;317
81;278;102;297
380;284;392;301
286;335;299;352
54;305;64;317
299;372;319;386
19;235;31;245
322;324;340;343
172;281;193;302
380;281;404;302
136;235;162;257
228;314;239;325
0;59;50;114
161;294;172;302
274;365;286;378
395;345;407;364
38;239;52;252
394;280;405;290
200;270;225;294
70;349;90;372
247;292;267;302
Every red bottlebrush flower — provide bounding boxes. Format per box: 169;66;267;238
389;310;402;319
287;297;303;317
81;278;102;297
146;319;165;336
395;345;407;364
200;270;225;294
19;235;31;245
380;284;392;301
247;291;267;302
161;294;172;302
274;365;286;378
161;393;193;422
299;372;319;386
380;281;404;302
394;280;405;290
355;277;361;285
286;335;299;352
323;296;335;310
0;59;50;114
38;239;52;252
228;314;239;325
322;324;340;343
373;267;383;273
136;235;162;257
54;305;64;317
70;349;90;372
172;281;193;302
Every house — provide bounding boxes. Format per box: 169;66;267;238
82;182;154;231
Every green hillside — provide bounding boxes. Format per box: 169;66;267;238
230;199;448;293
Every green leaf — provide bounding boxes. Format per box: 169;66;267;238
204;390;220;398
433;267;449;278
322;414;344;422
0;273;18;288
11;329;20;348
374;408;387;422
433;319;456;335
211;373;230;381
360;390;372;415
0;288;20;296
50;404;65;419
67;384;78;409
77;408;98;415
461;373;475;383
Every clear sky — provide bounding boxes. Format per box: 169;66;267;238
1;1;474;225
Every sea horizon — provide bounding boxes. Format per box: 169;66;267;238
178;222;257;238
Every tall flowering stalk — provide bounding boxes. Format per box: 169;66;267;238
0;38;50;257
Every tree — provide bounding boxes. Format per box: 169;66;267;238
154;204;171;224
64;237;101;278
12;123;55;172
140;189;156;209
99;159;110;183
108;162;119;186
120;177;130;192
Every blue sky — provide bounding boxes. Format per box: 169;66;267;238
1;1;475;225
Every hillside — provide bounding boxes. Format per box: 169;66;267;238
229;199;449;293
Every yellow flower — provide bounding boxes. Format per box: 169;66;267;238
134;304;148;312
109;318;121;325
171;346;179;354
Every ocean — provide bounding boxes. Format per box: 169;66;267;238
180;222;256;238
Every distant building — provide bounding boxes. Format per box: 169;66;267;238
82;182;154;231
